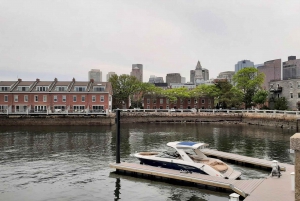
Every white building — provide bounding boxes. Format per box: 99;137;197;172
106;72;116;82
235;60;254;73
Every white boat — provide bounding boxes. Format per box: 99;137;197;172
134;141;241;180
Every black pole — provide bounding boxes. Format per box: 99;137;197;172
116;110;121;163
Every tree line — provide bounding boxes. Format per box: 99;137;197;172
109;67;288;110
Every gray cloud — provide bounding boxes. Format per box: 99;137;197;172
1;0;300;82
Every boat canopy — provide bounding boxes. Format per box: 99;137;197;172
167;141;208;149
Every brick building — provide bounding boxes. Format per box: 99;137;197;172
143;96;214;109
0;78;113;114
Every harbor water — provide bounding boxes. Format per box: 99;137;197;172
0;123;295;201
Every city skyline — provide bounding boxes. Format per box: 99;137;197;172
1;1;300;81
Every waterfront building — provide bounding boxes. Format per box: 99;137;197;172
257;59;281;90
106;72;116;82
132;64;143;82
217;71;235;84
235;60;254;73
143;95;214;110
283;56;300;80
269;79;300;110
0;78;113;114
88;69;102;82
166;73;181;86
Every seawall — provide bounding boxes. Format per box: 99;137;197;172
0;112;299;129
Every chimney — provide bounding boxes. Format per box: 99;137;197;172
18;78;22;82
54;78;58;82
36;78;40;82
90;79;94;83
72;78;75;82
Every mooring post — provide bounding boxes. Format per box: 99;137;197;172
116;110;121;164
290;133;300;200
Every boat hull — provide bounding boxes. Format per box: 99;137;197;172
138;157;208;175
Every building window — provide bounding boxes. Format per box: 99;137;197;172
93;86;105;92
55;86;67;91
298;82;300;89
53;95;57;102
73;95;77;102
194;99;197;104
74;86;86;92
24;95;28;102
36;86;48;91
290;83;293;88
180;105;183;109
188;99;191;104
202;99;205;104
147;105;150;109
298;93;300;98
100;95;104;102
180;99;183;104
43;95;47;102
153;106;156;109
4;95;8;102
147;99;150;104
109;95;112;101
0;87;9;91
34;95;38;102
81;95;85;102
166;99;169;104
291;93;293;99
208;99;211;104
62;95;66;102
166;105;169;109
153;99;156;104
17;86;29;91
92;96;96;102
160;99;163;104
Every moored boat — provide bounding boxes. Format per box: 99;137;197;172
134;141;241;180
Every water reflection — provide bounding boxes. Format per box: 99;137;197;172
0;124;295;201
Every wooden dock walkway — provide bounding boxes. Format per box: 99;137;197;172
201;148;287;171
110;149;295;200
110;162;264;197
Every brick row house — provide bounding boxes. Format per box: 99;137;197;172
143;96;214;110
0;78;113;114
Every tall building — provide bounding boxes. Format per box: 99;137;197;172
130;67;142;82
106;72;116;82
194;61;204;85
166;73;181;86
257;59;281;90
148;75;164;83
190;70;195;83
217;71;235;84
283;56;300;80
235;60;254;73
132;64;143;82
88;69;102;82
202;68;209;81
181;77;186;83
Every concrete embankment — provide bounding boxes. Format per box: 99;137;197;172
0;112;298;129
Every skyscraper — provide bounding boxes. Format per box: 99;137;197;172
88;69;102;82
106;72;116;82
194;61;204;85
130;67;142;82
283;56;300;80
257;59;281;90
132;64;143;82
235;60;254;73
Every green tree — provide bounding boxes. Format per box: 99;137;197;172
109;74;142;108
252;90;268;108
274;97;288;110
233;67;265;109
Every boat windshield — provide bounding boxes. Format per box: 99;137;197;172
157;147;180;159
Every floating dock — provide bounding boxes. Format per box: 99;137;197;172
110;149;294;200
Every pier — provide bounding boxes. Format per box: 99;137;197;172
110;150;294;200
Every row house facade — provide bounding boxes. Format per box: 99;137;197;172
144;96;214;110
0;78;113;114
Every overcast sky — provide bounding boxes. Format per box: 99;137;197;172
1;0;300;82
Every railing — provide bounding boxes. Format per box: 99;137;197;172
2;108;300;116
